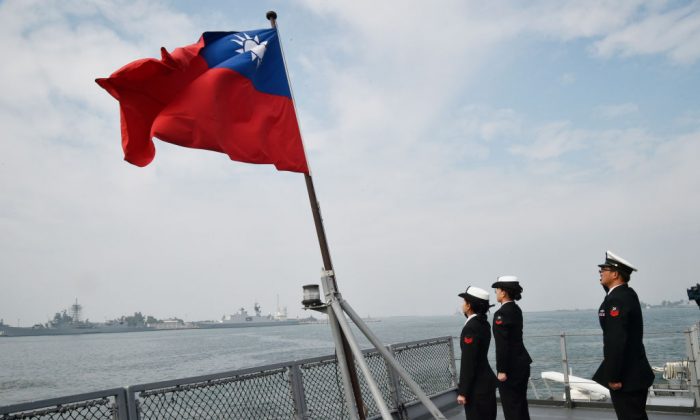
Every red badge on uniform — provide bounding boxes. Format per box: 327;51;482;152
610;306;620;317
495;315;503;325
464;337;474;344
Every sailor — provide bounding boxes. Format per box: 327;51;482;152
491;276;532;420
592;251;654;420
457;286;497;420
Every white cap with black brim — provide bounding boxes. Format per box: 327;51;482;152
598;250;637;273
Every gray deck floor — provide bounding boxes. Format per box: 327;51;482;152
443;404;700;419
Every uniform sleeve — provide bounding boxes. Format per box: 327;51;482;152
604;296;628;382
458;329;479;398
493;312;510;374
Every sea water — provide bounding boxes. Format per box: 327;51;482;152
0;306;697;406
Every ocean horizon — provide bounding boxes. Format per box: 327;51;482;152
1;306;698;406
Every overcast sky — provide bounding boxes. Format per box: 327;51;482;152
1;0;699;326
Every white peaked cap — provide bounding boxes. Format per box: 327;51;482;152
601;250;638;272
458;286;490;303
467;286;490;301
497;275;519;283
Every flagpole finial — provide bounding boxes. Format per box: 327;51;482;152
266;10;277;22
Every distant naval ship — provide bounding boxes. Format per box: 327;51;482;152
196;301;299;329
0;300;298;337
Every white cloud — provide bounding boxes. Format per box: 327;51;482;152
509;121;586;160
592;2;700;64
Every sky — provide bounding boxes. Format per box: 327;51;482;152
1;0;699;326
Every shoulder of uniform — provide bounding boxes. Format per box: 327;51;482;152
498;304;512;314
477;317;491;329
606;295;624;305
623;286;638;297
462;322;476;334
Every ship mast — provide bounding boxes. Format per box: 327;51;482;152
70;298;82;325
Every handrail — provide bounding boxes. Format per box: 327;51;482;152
2;325;699;419
0;335;457;420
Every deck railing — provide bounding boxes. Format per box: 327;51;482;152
3;323;699;419
0;336;455;420
0;388;128;420
523;322;700;411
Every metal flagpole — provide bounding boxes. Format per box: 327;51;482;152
266;11;366;419
268;11;448;419
322;274;360;420
340;299;448;419
329;300;394;419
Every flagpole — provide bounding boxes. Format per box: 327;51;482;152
266;11;367;419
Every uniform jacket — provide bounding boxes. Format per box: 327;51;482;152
492;302;532;379
592;283;655;391
458;314;497;398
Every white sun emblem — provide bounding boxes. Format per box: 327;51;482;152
231;33;268;65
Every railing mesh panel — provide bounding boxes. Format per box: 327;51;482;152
0;398;116;420
299;350;396;420
299;358;347;419
354;351;394;417
135;368;296;420
392;339;455;404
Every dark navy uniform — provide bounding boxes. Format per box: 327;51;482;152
593;283;654;420
459;314;497;420
493;302;531;420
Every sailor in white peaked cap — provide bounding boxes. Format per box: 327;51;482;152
491;276;532;420
592;251;654;420
456;286;497;420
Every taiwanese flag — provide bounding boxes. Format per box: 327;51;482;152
96;29;309;173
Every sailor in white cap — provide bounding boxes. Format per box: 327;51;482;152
456;286;497;420
592;251;654;420
491;276;532;420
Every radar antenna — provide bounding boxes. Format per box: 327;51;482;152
70;298;83;324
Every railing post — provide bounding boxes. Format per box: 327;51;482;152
115;387;129;420
289;363;308;420
446;336;458;388
560;332;572;408
125;386;139;420
685;324;700;412
385;344;408;420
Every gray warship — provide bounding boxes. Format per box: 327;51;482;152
0;300;298;338
0;299;158;337
195;301;299;329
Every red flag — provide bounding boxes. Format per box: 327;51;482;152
96;29;309;173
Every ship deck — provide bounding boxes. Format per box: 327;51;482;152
442;403;699;419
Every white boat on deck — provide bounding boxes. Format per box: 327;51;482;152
541;371;609;401
541;367;695;407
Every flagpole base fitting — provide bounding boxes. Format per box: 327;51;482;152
302;304;328;314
